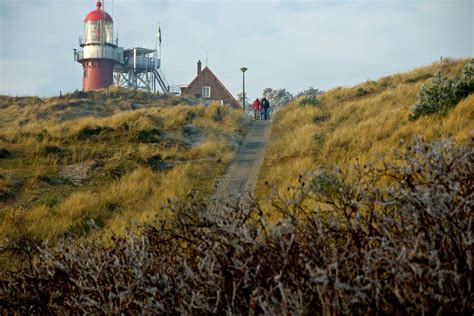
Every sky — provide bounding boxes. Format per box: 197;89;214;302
0;0;472;100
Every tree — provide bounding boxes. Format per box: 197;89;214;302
237;92;244;104
262;88;294;108
295;86;323;98
236;92;249;108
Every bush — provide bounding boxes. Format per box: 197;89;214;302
43;145;68;157
297;87;323;106
355;87;370;97
64;218;99;238
135;128;164;143
143;154;172;172
295;86;323;98
36;130;47;142
312;132;325;145
0;175;22;202
0;148;12;159
1;138;472;314
35;196;59;208
299;95;320;106
76;126;114;140
313;113;330;123
410;59;474;120
36;175;71;186
104;161;136;179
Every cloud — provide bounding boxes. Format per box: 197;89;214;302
0;0;471;99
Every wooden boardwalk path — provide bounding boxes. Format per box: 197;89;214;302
208;120;271;212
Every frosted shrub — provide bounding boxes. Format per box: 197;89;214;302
1;138;472;315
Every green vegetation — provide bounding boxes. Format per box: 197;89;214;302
2;138;471;314
0;88;246;269
410;59;474;120
34;196;59;208
299;95;321;106
257;58;473;203
1;60;473;314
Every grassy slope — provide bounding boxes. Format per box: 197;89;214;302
0;88;246;249
257;58;473;199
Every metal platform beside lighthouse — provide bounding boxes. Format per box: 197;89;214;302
113;47;171;93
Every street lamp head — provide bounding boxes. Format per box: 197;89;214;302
240;67;248;73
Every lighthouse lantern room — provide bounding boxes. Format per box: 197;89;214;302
74;1;123;91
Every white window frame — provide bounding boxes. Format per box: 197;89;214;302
202;86;211;99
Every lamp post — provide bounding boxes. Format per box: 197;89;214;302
240;67;248;113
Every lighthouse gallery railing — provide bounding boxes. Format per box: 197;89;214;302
74;50;123;63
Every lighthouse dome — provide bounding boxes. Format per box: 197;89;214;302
84;1;113;22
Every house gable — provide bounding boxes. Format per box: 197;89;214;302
182;67;241;109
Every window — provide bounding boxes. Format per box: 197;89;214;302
202;86;211;99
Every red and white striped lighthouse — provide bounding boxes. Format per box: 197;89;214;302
75;1;123;91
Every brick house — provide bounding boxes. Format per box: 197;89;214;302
181;61;241;109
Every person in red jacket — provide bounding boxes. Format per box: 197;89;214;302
252;98;261;121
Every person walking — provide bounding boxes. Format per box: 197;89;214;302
252;98;261;121
261;97;270;120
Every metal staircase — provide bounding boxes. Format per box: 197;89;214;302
154;68;169;93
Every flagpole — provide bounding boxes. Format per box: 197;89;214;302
159;23;162;63
154;23;162;71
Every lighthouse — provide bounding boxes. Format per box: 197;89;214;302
74;1;123;91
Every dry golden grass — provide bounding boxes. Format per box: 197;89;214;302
0;89;245;254
257;58;473;201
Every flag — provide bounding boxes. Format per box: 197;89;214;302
157;25;161;45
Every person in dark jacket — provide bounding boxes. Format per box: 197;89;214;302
261;97;270;120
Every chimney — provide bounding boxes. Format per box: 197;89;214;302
197;60;202;75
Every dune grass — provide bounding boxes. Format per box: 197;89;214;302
0;90;245;266
257;58;473;202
